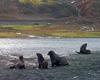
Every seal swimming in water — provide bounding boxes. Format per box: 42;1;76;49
36;53;48;69
10;56;25;69
48;51;69;67
76;43;91;54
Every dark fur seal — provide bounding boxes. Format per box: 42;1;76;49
48;51;69;67
76;43;91;54
37;53;48;69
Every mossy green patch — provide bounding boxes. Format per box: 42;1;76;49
0;24;100;38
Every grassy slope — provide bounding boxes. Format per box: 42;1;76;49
0;24;100;38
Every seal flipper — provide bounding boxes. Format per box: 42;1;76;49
75;51;81;54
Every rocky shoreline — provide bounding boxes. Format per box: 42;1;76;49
0;51;100;80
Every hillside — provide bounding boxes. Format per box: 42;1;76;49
0;0;100;20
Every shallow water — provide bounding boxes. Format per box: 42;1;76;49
0;38;100;58
1;52;100;80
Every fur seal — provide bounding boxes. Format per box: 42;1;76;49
37;53;48;69
10;56;25;69
48;51;69;67
76;43;91;54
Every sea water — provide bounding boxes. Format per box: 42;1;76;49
0;38;100;58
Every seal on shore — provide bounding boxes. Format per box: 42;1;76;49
36;53;48;69
76;43;91;54
48;51;69;67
